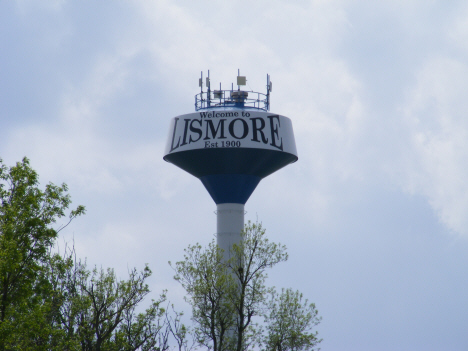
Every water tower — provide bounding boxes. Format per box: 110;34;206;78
164;71;298;259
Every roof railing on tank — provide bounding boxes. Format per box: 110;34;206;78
194;70;273;111
195;89;270;111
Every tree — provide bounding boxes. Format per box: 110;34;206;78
264;288;322;351
0;157;85;350
44;246;171;351
227;221;288;351
172;221;320;351
165;304;195;351
0;158;179;351
171;241;236;351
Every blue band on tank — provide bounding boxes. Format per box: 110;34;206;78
200;174;261;204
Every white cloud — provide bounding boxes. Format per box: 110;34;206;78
401;56;468;236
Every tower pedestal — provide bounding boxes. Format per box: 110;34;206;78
216;203;244;261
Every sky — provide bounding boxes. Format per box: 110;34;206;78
1;0;468;350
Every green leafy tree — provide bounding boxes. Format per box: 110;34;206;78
173;222;320;351
165;304;195;351
113;297;169;351
45;247;170;351
171;241;236;351
264;288;322;351
82;265;167;351
227;221;288;351
0;158;180;351
0;157;85;350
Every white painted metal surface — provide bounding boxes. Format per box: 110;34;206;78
216;203;245;261
165;110;297;156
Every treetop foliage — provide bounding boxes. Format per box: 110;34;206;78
0;158;187;350
0;157;86;348
172;221;321;351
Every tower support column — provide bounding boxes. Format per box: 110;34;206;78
216;203;244;261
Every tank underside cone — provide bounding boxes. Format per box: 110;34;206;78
164;147;297;204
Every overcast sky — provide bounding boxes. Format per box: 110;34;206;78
2;1;468;350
